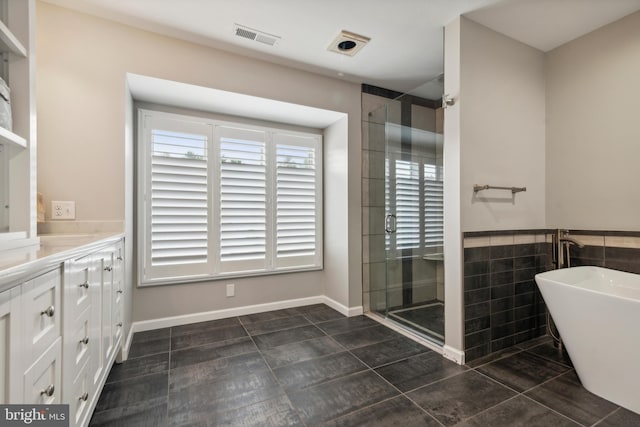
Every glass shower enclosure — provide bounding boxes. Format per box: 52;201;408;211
367;78;445;344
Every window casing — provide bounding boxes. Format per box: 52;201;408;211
138;109;323;285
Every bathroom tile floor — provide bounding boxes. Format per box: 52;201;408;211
89;304;640;426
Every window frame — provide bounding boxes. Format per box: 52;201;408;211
137;108;323;286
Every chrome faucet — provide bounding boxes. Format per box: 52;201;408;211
553;229;584;269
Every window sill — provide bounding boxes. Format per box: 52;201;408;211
138;265;323;288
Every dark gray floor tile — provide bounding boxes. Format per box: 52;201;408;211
89;397;167;427
457;395;579;427
596;407;640;426
128;329;170;359
525;341;573;367
170;317;240;336
169;370;283;425
525;371;620;426
106;353;169;384
170;336;256;369
350;336;429;368
407;370;516;426
95;373;168;412
170;324;247;351
332;325;399;350
303;306;345;323
253;324;325;350
261;335;345;369
477;350;569;392
315;316;379;335
287;370;399;425
169;351;268;392
131;328;170;343
376;351;467;392
213;394;302;427
239;308;305;324
273;351;367;391
321;396;440;427
243;315;311;335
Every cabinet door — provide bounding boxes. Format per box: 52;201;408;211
23;337;62;404
88;253;103;388
112;241;125;349
99;248;114;364
22;268;62;366
0;286;22;403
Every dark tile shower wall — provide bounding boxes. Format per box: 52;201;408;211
463;233;550;362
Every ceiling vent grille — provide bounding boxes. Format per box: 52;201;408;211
234;24;280;47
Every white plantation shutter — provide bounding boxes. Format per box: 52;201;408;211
424;163;444;249
141;113;213;282
274;133;322;267
138;110;323;285
395;159;421;249
217;127;267;272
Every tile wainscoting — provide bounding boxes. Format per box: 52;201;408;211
463;231;551;362
463;229;640;363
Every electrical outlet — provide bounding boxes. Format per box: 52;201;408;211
51;201;76;220
226;284;235;297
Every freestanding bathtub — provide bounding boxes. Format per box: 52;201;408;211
535;266;640;414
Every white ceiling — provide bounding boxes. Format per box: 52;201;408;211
43;0;640;98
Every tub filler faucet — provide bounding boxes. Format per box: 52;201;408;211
552;229;584;269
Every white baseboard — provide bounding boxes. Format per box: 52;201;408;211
127;295;363;344
443;344;465;365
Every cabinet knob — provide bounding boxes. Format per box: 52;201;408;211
41;306;55;317
79;392;89;402
79;282;89;289
116;289;123;294
116;322;123;327
79;337;89;345
41;384;55;397
117;256;123;261
104;265;113;272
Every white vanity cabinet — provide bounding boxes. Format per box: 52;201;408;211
0;234;127;427
0;285;22;403
62;238;126;427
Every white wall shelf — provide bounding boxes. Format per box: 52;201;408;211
0;125;26;149
0;18;27;57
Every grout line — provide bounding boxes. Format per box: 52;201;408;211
238;315;310;427
519;393;590;426
591;407;622;427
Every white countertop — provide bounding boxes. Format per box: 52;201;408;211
0;233;124;293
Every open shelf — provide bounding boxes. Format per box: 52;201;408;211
0;19;27;57
0;125;26;149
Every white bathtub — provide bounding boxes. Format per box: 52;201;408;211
535;266;640;414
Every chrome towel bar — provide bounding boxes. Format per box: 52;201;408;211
473;184;526;194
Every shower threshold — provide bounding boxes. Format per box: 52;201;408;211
387;301;444;343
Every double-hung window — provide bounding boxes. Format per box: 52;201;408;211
138;109;322;285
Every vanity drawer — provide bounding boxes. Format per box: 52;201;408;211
68;306;91;373
68;359;93;427
65;255;93;319
23;337;62;405
22;268;62;365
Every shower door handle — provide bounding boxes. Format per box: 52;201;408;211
385;214;397;233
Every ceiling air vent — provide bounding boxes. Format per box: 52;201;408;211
234;24;280;47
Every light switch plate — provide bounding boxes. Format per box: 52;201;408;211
51;201;75;220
